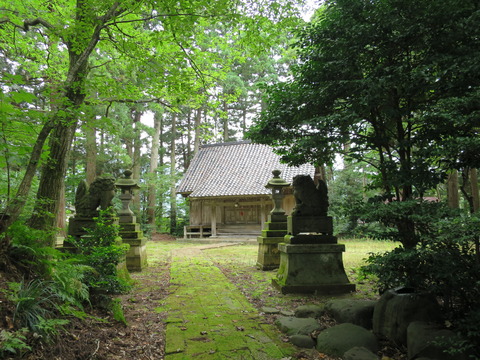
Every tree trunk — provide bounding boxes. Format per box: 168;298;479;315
85;123;97;185
470;168;479;213
2;118;55;231
447;170;460;209
28;114;82;234
147;112;162;229
193;107;202;156
170;113;177;234
223;100;229;142
132;109;143;214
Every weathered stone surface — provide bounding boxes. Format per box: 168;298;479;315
316;323;378;357
373;288;441;345
343;346;379;360
287;215;333;235
294;304;325;319
289;335;315;349
407;321;467;360
280;310;295;317
285;234;337;244
261;307;280;314
291;175;328;217
325;299;376;329
275;316;322;336
273;243;355;294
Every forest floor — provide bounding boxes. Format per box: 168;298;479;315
3;234;404;360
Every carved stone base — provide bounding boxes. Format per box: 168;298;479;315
119;222;147;271
257;236;284;270
287;215;333;235
272;243;355;295
256;214;287;271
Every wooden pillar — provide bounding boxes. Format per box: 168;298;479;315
211;202;217;237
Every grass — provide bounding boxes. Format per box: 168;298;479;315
145;238;398;312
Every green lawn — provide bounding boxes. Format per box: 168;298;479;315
145;238;398;310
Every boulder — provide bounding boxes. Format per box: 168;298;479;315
373;288;441;345
275;316;322;336
294;304;325;318
316;323;378;357
289;334;316;349
343;346;379;360
407;321;467;360
325;299;376;329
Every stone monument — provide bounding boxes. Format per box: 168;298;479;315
256;170;289;270
67;176;117;247
115;170;147;271
272;174;355;294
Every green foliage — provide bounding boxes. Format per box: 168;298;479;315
6;223;62;277
247;0;480;248
0;328;31;357
6;279;69;341
111;298;127;326
71;210;131;296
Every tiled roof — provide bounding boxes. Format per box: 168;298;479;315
176;141;315;198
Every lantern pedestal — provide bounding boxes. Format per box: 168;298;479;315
256;214;288;270
257;170;290;271
115;170;147;272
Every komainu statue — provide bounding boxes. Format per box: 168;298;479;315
291;175;329;216
74;177;116;218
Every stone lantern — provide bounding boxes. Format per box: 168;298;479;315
115;169;140;223
115;170;147;271
265;170;290;215
256;170;290;271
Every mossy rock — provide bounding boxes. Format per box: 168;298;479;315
316;323;378;357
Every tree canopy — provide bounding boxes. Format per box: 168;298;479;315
247;0;480;246
0;0;304;233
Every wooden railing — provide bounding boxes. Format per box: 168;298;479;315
183;225;212;239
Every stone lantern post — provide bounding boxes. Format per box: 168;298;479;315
256;170;290;270
115;170;140;223
115;170;147;271
266;169;290;215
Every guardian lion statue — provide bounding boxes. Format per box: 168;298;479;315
291;175;329;216
74;177;116;218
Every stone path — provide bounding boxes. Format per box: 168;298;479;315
162;244;294;360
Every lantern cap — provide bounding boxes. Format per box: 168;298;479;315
115;170;140;189
265;169;290;188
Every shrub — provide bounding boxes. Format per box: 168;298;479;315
361;211;480;357
70;209;131;296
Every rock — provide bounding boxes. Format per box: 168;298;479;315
407;321;467;360
280;310;295;316
261;307;280;314
373;288;441;345
275;316;322;336
294;304;325;318
289;334;315;349
325;299;376;329
316;323;378;357
343;346;379;360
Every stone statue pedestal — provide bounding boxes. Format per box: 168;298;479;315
256;213;288;270
119;216;147;272
272;215;355;294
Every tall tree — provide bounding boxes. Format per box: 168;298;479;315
248;0;480;248
1;0;304;236
147;110;162;228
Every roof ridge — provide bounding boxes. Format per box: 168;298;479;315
200;140;252;149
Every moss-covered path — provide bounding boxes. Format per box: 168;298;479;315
161;244;295;360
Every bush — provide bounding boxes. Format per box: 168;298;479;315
70;210;131;296
361;211;480;357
